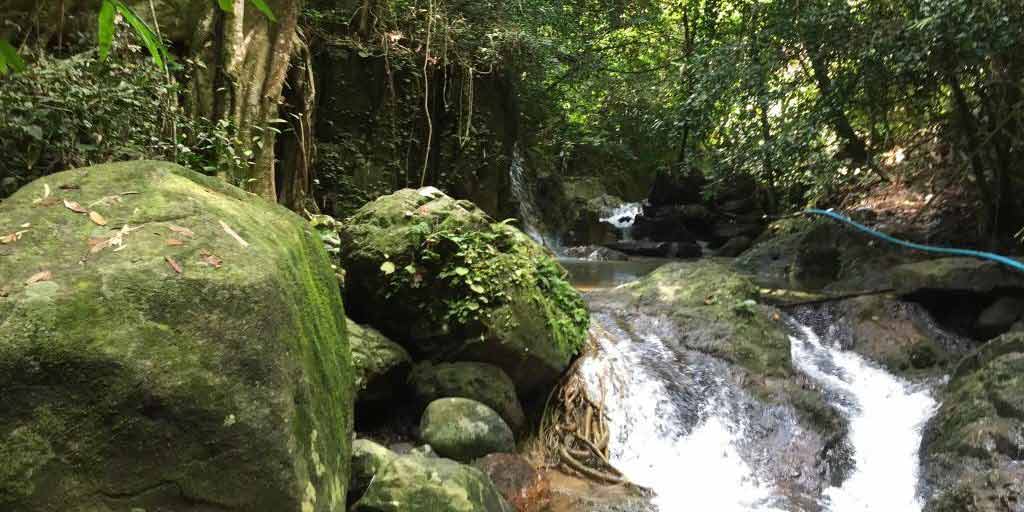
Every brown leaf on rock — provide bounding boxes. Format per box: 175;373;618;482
168;225;195;238
33;196;60;208
89;237;111;254
199;250;223;269
26;271;52;285
89;211;108;226
63;199;89;214
165;256;183;274
166;238;185;247
1;231;27;244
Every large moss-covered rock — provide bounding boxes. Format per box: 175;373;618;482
409;361;525;432
890;257;1024;294
338;187;589;395
0;161;353;511
351;453;514;512
419;398;515;462
922;332;1024;511
350;439;398;499
348;318;412;403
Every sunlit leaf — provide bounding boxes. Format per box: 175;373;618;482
247;0;277;22
98;0;116;60
0;38;26;74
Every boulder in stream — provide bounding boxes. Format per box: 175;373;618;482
921;331;1024;511
0;162;353;511
338;187;589;396
349;318;412;403
351;449;514;512
410;361;526;432
419;397;515;462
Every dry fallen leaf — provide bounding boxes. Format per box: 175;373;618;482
199;250;223;269
89;236;111;254
89;210;108;226
63;199;89;214
219;221;249;248
0;230;29;244
20;223;30;229
26;271;52;285
165;256;183;274
168;225;195;238
33;196;60;208
166;238;185;246
43;183;51;198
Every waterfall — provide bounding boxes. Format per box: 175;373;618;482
788;319;937;512
600;202;643;241
580;313;791;512
509;145;558;249
577;305;939;511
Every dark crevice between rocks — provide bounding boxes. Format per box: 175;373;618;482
902;287;1024;342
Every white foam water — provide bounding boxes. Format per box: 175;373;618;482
789;323;938;512
580;320;785;512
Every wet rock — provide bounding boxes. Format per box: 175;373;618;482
921;331;1024;511
891;257;1024;294
352;453;514;512
0;161;353;511
976;296;1024;339
351;439;398;499
711;220;764;242
604;240;701;258
560;178;622;246
799;296;967;376
349;319;412;402
410;362;526;432
474;454;550;512
563;245;630;261
736;217;918;291
339;187;589;395
715;235;752;257
419;398;515;462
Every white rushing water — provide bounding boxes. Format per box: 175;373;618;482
789;323;938;512
580;311;938;512
581;319;785;512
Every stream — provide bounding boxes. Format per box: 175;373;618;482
570;261;939;512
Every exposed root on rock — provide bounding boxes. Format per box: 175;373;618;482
539;335;632;487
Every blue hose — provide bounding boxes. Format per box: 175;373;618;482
803;208;1024;274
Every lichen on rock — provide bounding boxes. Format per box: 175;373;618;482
0;161;353;511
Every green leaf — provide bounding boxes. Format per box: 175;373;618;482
470;283;485;294
216;0;234;13
98;0;116;60
114;1;166;68
455;266;470;276
0;38;26;74
247;0;277;22
380;261;396;275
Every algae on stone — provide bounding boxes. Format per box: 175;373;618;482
410;361;526;432
338;187;588;395
348;318;412;402
419;397;515;463
0;161;353;511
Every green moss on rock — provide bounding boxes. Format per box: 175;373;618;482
410;361;525;432
338;187;588;395
0;161;353;511
347;318;412;403
922;332;1024;510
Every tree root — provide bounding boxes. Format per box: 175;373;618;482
539;335;630;487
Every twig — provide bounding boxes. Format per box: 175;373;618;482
776;288;896;308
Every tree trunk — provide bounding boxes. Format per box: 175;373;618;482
189;0;300;202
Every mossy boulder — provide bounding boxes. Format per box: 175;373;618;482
338;187;589;396
409;361;525;432
350;439;398;499
348;318;412;403
922;331;1024;511
0;161;353;511
351;452;514;512
890;257;1024;294
419;398;515;462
